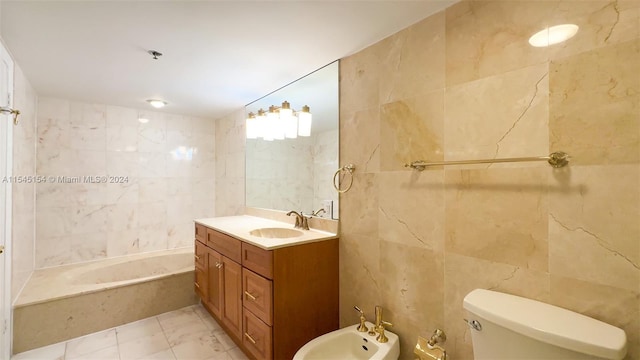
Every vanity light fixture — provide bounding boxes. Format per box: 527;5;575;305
246;101;312;141
146;99;167;108
528;24;579;47
138;117;149;124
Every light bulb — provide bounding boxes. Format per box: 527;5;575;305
246;112;257;139
298;105;312;137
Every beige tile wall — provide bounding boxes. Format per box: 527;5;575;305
339;1;639;359
214;109;245;216
34;98;216;268
11;64;37;302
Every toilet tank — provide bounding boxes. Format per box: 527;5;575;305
463;289;627;360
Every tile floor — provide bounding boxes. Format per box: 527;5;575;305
11;304;250;360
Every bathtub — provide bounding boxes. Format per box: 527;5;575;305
13;248;199;354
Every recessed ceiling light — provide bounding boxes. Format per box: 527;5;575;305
528;24;579;47
146;99;167;108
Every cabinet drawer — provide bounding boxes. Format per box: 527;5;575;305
243;309;273;360
194;240;207;269
195;223;207;243
242;268;273;325
242;242;273;279
207;229;241;263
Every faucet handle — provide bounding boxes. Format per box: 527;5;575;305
354;306;368;332
376;321;393;343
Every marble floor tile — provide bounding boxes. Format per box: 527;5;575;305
116;317;164;343
163;321;210;347
11;304;248;360
118;332;171;360
11;342;65;360
138;349;176;360
170;334;227;360
157;307;202;330
65;329;117;359
226;347;249;360
212;330;237;352
66;345;119;360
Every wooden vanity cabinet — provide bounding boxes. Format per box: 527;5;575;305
195;223;338;360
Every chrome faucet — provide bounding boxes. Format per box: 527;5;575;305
286;210;309;230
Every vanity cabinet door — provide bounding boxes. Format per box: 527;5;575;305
206;248;223;319
222;257;243;340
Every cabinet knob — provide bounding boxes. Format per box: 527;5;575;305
215;262;223;269
194;255;200;261
194;282;200;288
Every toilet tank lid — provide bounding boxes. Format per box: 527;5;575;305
463;289;627;360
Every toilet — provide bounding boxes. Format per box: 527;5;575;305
463;289;627;359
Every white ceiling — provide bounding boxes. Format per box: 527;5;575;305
1;1;455;120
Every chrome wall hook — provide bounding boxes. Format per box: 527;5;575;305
1;106;20;125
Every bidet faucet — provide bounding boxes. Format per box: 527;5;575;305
286;210;309;230
373;305;393;343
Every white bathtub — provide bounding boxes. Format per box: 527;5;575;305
13;248;199;353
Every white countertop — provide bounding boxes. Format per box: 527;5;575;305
194;215;338;250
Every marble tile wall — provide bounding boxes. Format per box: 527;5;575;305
35;98;216;268
11;64;37;302
339;1;640;359
245;129;338;217
245;136;314;212
214;108;245;216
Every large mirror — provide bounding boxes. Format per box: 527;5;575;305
245;61;339;219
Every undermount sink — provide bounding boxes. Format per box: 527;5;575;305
249;227;304;239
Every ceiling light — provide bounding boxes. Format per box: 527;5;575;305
528;24;579;47
138;117;149;124
146;99;167;108
246;101;312;141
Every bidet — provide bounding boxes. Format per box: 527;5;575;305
293;321;400;360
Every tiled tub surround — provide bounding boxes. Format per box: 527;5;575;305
339;1;640;359
13;248;199;354
35;97;216;268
